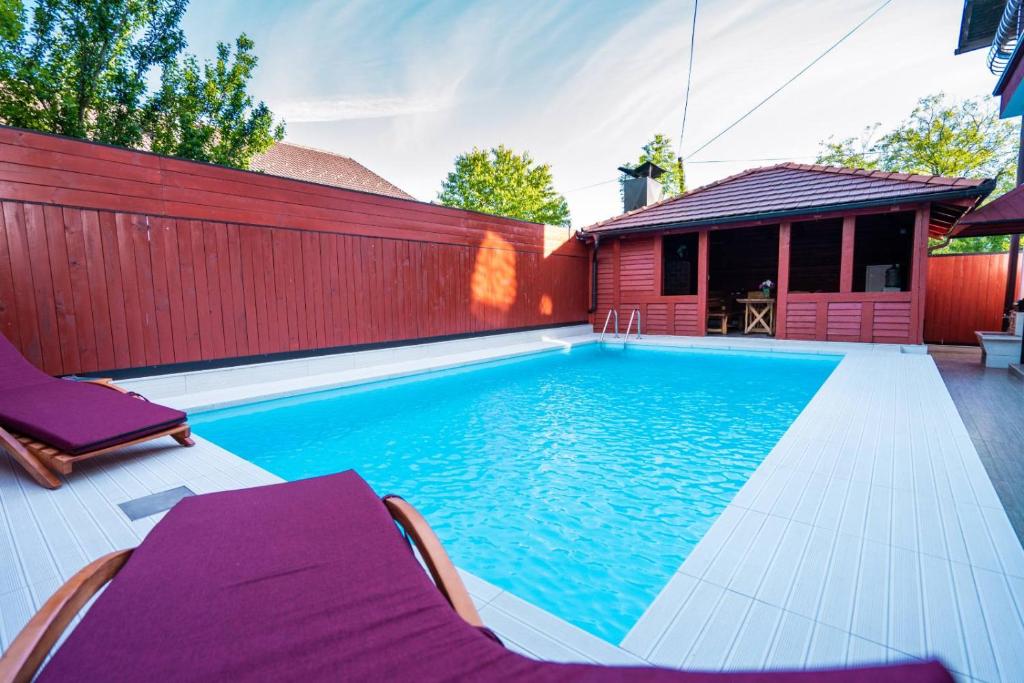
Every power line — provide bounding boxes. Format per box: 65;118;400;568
683;0;894;161
677;0;699;158
690;151;880;164
562;150;883;193
563;178;620;194
690;155;817;164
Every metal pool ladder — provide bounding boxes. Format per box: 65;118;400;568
600;308;619;341
625;306;642;341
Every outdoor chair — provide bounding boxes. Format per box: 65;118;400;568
0;334;194;489
706;296;731;335
0;471;954;682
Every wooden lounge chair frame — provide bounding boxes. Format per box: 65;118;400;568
0;378;194;490
0;495;479;683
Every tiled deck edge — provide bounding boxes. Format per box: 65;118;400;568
124;326;598;412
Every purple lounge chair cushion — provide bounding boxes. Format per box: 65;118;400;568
37;471;954;682
0;333;186;454
0;381;186;454
0;333;53;390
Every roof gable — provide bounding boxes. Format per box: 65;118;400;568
250;142;413;200
583;163;992;235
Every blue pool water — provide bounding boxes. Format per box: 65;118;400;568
191;344;839;642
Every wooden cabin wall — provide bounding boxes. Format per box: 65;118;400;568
590;234;704;336
590;206;929;345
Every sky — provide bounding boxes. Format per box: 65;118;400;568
181;0;999;228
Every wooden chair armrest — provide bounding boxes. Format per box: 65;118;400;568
383;496;483;628
0;549;133;683
77;378;133;395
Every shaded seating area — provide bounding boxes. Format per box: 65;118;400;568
0;470;954;682
0;334;194;489
707;226;779;335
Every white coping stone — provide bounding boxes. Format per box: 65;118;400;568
2;330;1021;680
121;324;594;400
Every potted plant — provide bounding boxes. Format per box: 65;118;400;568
760;279;774;298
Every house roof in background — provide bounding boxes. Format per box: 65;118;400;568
956;0;1008;54
250;142;413;200
582;163;994;238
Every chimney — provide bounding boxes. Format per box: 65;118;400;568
618;161;665;212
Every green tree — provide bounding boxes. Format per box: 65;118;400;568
148;35;284;167
620;133;686;197
0;0;283;168
815;94;1017;253
438;146;570;226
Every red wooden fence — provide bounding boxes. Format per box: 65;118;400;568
924;252;1022;345
0;127;588;376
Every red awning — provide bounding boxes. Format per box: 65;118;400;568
955;184;1024;236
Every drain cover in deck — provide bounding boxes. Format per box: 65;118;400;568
118;486;195;521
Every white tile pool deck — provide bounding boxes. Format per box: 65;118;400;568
1;326;1022;681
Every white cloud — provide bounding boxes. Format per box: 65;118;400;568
274;95;455;122
184;0;999;229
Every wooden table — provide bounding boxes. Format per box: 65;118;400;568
737;298;775;335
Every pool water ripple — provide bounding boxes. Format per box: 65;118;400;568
192;344;838;642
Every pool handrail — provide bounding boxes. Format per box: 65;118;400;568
600;308;619;341
625;307;642;341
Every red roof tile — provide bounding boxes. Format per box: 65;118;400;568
250;142;413;200
584;163;992;235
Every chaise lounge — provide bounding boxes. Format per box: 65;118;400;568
0;334;194;490
0;471;953;682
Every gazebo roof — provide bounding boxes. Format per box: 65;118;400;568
582;163;994;238
955;183;1024;237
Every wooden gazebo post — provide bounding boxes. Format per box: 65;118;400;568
839;216;855;293
911;207;931;345
697;230;709;336
776;223;791;338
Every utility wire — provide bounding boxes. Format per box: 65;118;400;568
562;151;882;193
677;0;699;158
563;178;620;193
683;0;894;161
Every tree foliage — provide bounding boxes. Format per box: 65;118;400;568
0;0;283;168
816;94;1017;253
148;35;284;167
438;145;570;226
620;133;686;197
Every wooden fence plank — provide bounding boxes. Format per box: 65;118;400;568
80;210;116;370
63;208;100;371
147;216;177;366
22;203;62;373
98;212;131;368
4;203;43;366
0;204;20;350
36;204;77;371
128;214;161;366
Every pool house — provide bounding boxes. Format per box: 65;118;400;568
583;164;994;344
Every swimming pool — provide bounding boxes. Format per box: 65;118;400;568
191;344;839;642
